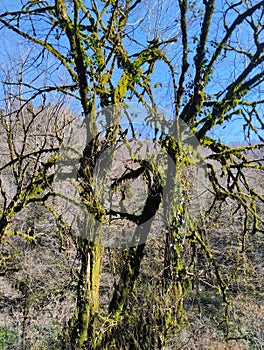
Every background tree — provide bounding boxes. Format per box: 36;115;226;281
0;1;263;349
0;57;81;349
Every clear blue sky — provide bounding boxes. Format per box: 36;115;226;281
0;1;263;145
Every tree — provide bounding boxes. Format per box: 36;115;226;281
0;58;82;349
0;1;263;349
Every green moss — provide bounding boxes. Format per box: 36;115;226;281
0;326;18;348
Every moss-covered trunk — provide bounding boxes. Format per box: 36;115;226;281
162;135;190;325
69;239;103;349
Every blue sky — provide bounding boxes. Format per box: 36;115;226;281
0;1;263;145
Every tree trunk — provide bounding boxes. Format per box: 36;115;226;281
69;239;103;349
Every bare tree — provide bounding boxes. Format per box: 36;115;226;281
0;1;263;349
0;59;80;349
